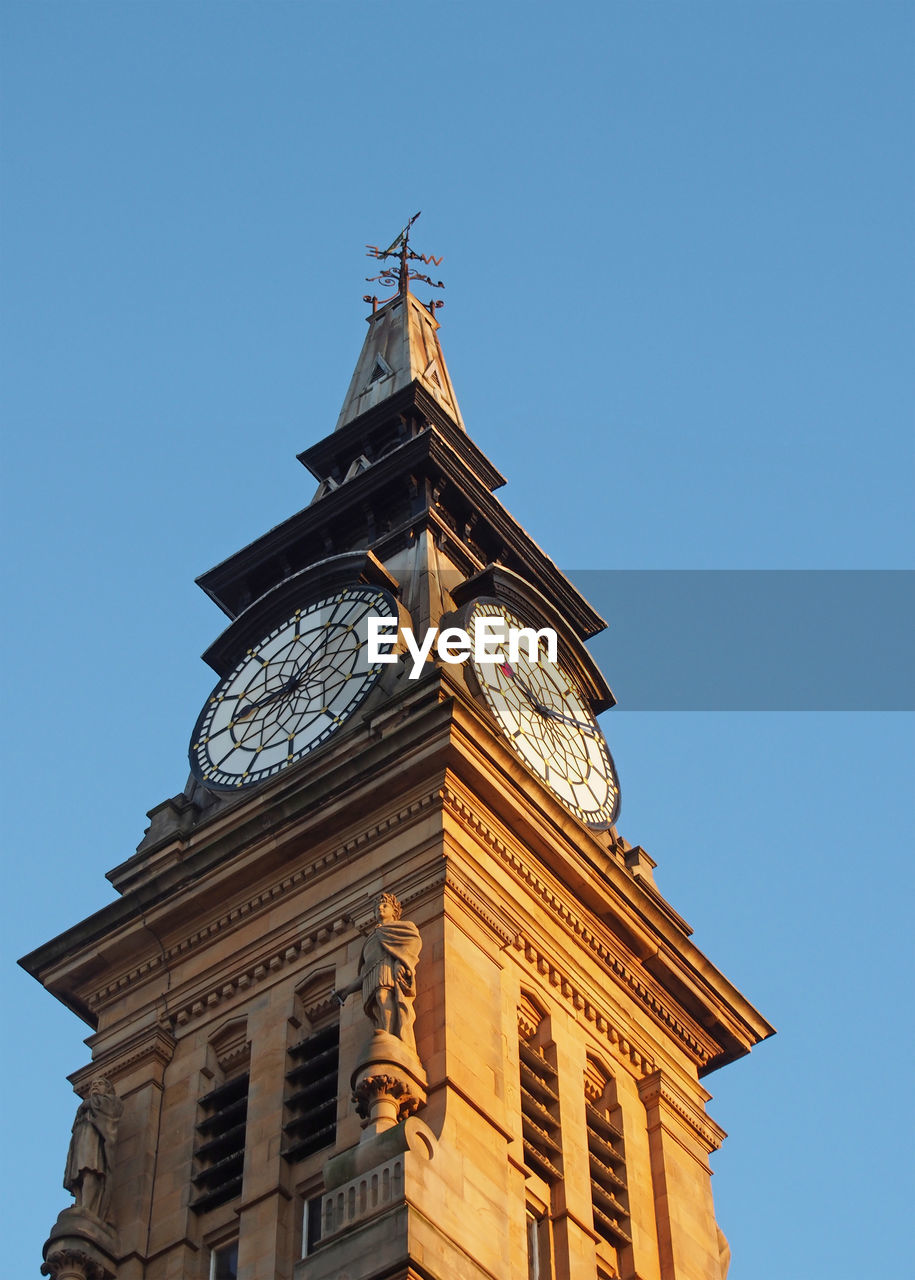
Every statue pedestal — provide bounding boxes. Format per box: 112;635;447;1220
351;1029;427;1139
299;1117;438;1280
41;1207;118;1280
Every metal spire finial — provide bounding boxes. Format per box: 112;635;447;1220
364;212;445;312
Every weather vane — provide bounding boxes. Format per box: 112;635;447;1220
363;211;444;314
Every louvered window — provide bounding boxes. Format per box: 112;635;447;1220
282;1021;340;1162
586;1099;632;1253
191;1073;249;1213
518;1038;562;1184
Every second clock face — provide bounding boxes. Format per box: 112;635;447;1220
190;585;395;790
467;600;620;828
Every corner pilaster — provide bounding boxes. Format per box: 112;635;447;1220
637;1071;726;1280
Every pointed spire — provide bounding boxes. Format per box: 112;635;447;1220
335;290;464;431
335;215;462;431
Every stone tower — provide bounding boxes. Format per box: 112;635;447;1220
21;224;772;1280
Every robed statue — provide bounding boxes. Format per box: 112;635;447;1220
335;893;422;1052
63;1076;123;1223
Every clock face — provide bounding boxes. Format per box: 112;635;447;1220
467;600;620;828
190;585;395;790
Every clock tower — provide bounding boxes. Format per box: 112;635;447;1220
21;220;772;1280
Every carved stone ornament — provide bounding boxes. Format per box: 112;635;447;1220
335;893;422;1051
42;1206;119;1280
334;894;428;1137
63;1076;123;1224
41;1245;114;1280
353;1071;421;1124
42;1077;122;1280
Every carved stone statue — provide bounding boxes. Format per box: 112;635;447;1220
63;1077;123;1223
335;893;422;1051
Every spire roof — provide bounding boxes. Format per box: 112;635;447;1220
334;289;465;432
334;214;461;432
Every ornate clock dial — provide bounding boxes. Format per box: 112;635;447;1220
467;600;620;828
190;585;395;790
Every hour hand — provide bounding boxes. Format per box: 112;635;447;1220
236;675;299;720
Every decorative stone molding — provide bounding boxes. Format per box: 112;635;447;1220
442;865;515;948
73;1025;176;1094
513;932;657;1076
442;786;715;1067
87;789;444;1013
41;1246;113;1280
169;916;347;1027
210;1016;250;1073
517;990;547;1042
637;1070;726;1154
295;968;338;1025
353;1074;421;1126
42;1209;119;1280
584;1055;613;1103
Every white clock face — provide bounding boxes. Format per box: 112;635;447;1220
467;601;620;828
190;585;394;790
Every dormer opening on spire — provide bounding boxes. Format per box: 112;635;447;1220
367;355;393;387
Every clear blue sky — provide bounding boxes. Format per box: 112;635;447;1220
2;3;912;1276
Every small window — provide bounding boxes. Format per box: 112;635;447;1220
302;1193;324;1256
526;1208;553;1279
209;1241;238;1280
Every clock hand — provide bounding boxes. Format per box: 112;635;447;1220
536;704;602;738
497;661;550;714
235;648;340;721
498;661;601;738
236;675;301;720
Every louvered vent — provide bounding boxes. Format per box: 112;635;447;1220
586;1099;632;1252
282;1021;340;1162
191;1072;249;1213
518;1038;562;1184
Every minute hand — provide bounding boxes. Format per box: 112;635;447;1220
536;704;602;738
236;675;300;719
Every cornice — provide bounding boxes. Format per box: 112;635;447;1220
87;788;445;1019
439;846;658;1079
441;865;516;949
197;415;603;640
441;785;718;1070
638;1069;727;1154
167;912;348;1030
511;933;657;1078
69;1023;177;1095
298;384;505;491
